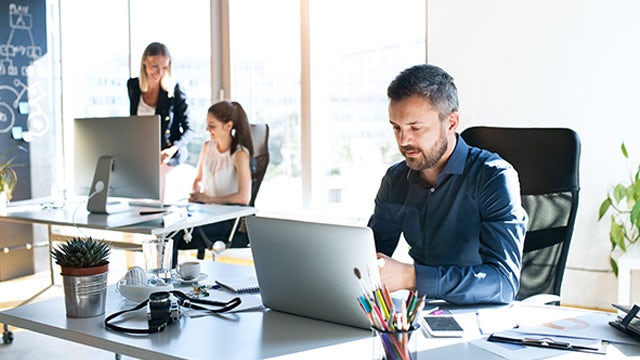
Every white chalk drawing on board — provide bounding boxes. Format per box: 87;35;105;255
0;3;48;136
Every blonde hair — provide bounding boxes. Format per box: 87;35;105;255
139;42;174;97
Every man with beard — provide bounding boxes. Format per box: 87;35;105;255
368;64;527;304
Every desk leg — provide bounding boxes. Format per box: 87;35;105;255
48;224;54;286
227;217;241;244
2;323;13;344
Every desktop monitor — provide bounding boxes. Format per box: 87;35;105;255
73;115;161;214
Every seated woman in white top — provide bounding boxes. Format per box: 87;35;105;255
172;101;254;268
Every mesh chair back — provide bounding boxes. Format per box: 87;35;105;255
249;123;270;206
460;127;581;301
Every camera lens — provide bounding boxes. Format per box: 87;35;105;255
149;291;170;309
149;291;170;301
149;291;171;316
148;291;172;332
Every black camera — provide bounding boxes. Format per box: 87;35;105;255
106;289;240;334
147;291;180;333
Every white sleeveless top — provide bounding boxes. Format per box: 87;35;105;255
201;140;249;197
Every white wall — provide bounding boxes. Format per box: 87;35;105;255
427;0;640;309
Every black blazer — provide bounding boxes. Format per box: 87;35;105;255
127;78;195;166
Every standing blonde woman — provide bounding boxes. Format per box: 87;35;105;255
127;42;194;200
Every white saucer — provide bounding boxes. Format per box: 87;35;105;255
116;281;174;303
172;273;208;284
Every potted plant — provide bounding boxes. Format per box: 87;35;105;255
50;237;111;317
0;146;20;206
599;142;640;277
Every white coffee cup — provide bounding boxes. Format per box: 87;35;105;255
176;261;201;280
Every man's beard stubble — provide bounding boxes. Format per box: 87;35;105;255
400;132;448;171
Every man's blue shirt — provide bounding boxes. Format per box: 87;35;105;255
368;134;527;304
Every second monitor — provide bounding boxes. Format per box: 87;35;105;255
73;115;161;214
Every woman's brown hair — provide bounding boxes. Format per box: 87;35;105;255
208;101;254;156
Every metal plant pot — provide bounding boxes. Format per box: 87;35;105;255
61;265;108;318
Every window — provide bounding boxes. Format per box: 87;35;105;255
230;0;425;220
308;0;425;220
229;0;302;211
63;0;211;168
63;0;129;118
60;1;426;219
129;0;211;167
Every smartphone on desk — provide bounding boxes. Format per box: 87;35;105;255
420;315;464;337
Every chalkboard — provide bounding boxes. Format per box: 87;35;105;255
0;0;48;200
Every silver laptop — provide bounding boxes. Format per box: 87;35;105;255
246;216;380;330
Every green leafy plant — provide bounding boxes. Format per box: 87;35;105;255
598;142;640;277
50;237;111;268
0;146;20;201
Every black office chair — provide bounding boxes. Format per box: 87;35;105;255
247;123;270;207
460;126;581;304
181;123;270;259
218;122;271;248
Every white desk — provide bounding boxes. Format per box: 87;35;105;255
0;197;255;236
0;197;255;282
1;262;639;359
0;262;369;359
0;197;256;345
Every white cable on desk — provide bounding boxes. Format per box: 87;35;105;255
70;187;102;236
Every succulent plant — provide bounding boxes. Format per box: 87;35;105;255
51;237;111;268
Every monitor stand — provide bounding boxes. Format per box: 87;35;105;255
87;156;130;214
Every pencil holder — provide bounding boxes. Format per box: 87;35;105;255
371;324;420;360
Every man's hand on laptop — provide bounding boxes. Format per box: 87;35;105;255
376;253;416;292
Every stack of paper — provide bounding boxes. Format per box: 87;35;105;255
473;310;638;359
161;208;188;227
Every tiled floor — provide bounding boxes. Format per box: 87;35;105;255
0;246;204;360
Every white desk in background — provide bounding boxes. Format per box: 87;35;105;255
0;197;255;285
1;261;639;359
0;197;255;235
